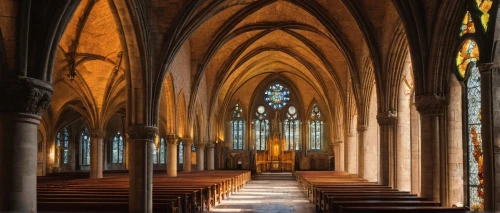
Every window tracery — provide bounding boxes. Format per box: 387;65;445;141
232;103;244;150
254;106;269;151
284;106;300;150
309;104;322;150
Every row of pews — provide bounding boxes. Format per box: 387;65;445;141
37;170;251;213
296;171;467;213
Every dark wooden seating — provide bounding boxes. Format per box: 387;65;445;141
37;170;251;213
296;171;467;213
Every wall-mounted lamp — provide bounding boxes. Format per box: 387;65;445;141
67;57;77;81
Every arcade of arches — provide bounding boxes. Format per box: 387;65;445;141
1;0;500;212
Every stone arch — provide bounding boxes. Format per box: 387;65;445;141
160;73;176;134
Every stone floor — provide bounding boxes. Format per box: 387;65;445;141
210;180;315;213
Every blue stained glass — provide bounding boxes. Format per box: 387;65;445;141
264;84;290;110
467;64;484;209
255;106;269;151
310;105;322;150
80;128;91;165
285;106;300;150
232;103;245;150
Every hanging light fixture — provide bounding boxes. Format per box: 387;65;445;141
67;57;77;81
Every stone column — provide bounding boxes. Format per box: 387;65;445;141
127;126;157;213
357;125;367;178
0;78;52;213
415;94;448;202
196;143;205;171
377;111;397;187
478;63;499;211
182;138;192;172
166;134;178;177
89;130;105;179
333;140;342;171
345;132;358;174
207;143;215;170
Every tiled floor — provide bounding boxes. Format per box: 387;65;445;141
211;180;315;213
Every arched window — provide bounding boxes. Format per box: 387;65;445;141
309;104;323;150
178;140;184;164
57;127;70;165
284;106;300;150
456;4;488;208
80;128;90;165
112;132;124;164
231;103;244;150
160;138;166;164
254;106;269;151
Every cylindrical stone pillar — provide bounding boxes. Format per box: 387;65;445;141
196;143;205;171
183;138;192;172
166;134;178;177
415;94;447;202
357;125;367;178
0;78;52;213
127;126;157;213
377;112;397;187
90;130;105;179
207;143;215;170
346;132;357;174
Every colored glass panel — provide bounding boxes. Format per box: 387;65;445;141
264;84;290;110
456;39;479;79
81;128;90;165
309;105;322;150
475;0;492;31
232;103;245;150
284;106;300;151
112;132;124;164
255;106;269;151
467;64;484;210
460;11;476;36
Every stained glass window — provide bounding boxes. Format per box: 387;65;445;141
466;63;484;209
80;128;90;165
160;138;166;164
232;103;245;150
112;132;124;164
57;128;70;165
178;140;184;164
254;106;269;150
153;142;158;164
456;39;479;79
264;84;290;110
309;104;322;150
475;0;492;31
460;11;476;37
284;106;300;150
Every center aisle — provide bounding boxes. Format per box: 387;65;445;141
211;179;315;213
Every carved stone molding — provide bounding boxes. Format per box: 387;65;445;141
0;77;53;116
89;130;106;138
477;62;500;72
208;143;215;148
415;94;449;115
126;125;158;141
377;111;398;126
356;125;367;132
165;134;178;145
195;142;206;149
333;140;343;145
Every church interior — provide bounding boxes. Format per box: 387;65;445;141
0;0;500;212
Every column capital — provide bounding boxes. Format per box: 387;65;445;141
182;137;193;146
165;134;178;145
0;77;53;116
376;111;397;126
356;125;367;132
89;130;106;138
208;143;215;148
126;125;158;140
415;94;449;116
195;143;206;149
346;133;357;137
